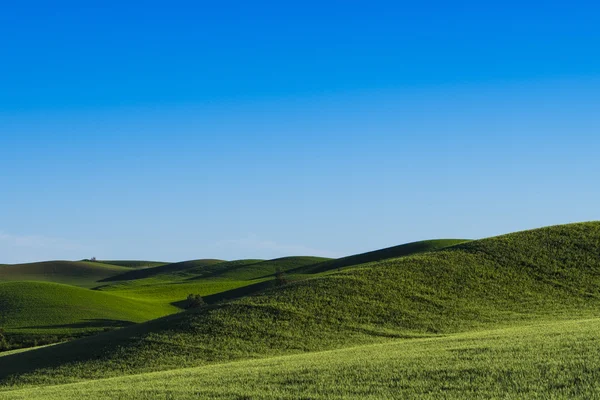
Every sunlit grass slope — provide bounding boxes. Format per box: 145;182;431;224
0;281;177;335
0;261;132;288
100;279;272;307
3;318;599;399
1;222;598;387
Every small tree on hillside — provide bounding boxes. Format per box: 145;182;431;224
186;294;205;309
0;328;8;351
275;267;288;286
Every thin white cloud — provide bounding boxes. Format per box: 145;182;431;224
212;234;340;259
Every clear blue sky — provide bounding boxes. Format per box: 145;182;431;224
1;1;599;263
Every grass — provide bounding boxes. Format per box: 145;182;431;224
0;281;177;340
292;238;469;274
1;222;599;389
0;261;133;288
95;261;168;269
99;278;272;306
102;256;330;283
2;317;600;399
188;256;332;280
100;259;225;282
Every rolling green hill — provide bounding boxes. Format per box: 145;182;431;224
99;259;224;282
95;260;167;268
292;238;469;274
0;261;133;288
1;222;598;388
101;256;330;284
0;281;177;336
93;257;331;308
186;256;331;280
97;278;273;307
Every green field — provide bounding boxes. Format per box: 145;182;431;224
3;318;599;399
0;256;332;348
0;281;176;334
0;222;599;398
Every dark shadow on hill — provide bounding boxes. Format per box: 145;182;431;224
183;260;265;281
99;259;224;282
14;319;135;330
291;239;470;274
170;279;276;309
184;257;330;282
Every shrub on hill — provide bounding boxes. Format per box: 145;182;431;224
186;294;205;309
0;329;8;351
275;268;288;286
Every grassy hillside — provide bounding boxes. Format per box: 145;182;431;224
0;261;132;288
1;222;598;387
99;259;224;282
293;238;469;274
101;256;329;284
99;278;272;307
186;256;331;280
0;281;177;336
94;257;330;307
95;260;167;268
3;317;599;399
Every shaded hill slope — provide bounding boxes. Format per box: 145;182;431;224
95;260;167;268
293;239;469;274
185;256;331;280
100;259;224;282
0;261;132;288
1;222;599;387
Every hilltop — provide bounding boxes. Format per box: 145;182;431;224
98;259;225;282
292;238;469;274
0;261;132;288
94;260;167;268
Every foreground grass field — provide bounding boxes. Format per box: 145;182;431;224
3;317;600;399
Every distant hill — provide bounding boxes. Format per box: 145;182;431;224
186;256;331;280
94;260;167;268
94;257;331;308
100;256;330;283
2;222;599;386
0;281;176;336
292;239;469;274
0;261;132;288
99;259;224;282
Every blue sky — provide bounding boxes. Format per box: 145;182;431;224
1;1;599;263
